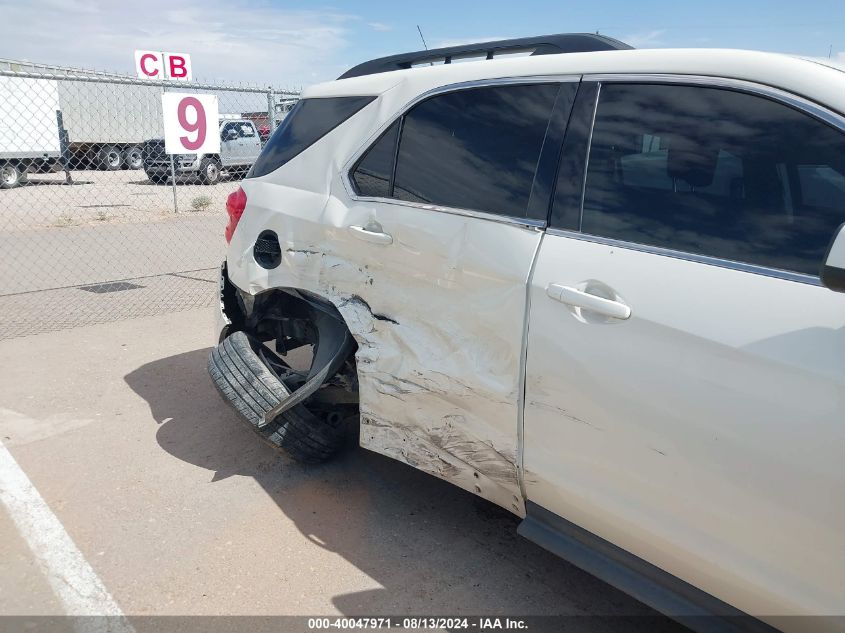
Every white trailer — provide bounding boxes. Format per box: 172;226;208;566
0;75;61;188
56;79;163;170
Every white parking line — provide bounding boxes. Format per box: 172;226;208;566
0;441;133;632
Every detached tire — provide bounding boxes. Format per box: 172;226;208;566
199;157;221;185
208;331;346;464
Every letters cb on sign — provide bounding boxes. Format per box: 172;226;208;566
134;50;192;81
161;93;220;155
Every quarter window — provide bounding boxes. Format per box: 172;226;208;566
578;83;845;276
250;96;376;179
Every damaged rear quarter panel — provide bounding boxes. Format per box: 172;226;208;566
227;91;540;517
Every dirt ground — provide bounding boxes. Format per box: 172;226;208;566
1;168;240;231
0;307;686;632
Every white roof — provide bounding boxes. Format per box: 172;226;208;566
304;48;845;117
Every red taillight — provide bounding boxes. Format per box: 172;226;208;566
225;186;247;243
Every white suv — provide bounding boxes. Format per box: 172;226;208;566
207;34;845;632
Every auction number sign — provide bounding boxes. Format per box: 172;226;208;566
161;93;220;155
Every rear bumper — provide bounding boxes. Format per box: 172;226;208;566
215;262;235;343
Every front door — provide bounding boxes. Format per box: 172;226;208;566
524;80;845;619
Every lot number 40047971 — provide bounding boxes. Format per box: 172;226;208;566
161;93;220;155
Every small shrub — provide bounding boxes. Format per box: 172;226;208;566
190;195;213;211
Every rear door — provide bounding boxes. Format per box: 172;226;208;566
331;79;577;514
523;80;845;618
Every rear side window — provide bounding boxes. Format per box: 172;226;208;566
351;84;558;217
351;120;400;198
579;83;845;276
250;96;375;178
392;84;559;218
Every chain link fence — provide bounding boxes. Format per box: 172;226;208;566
0;59;298;339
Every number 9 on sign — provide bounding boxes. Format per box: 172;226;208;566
162;93;220;155
177;97;206;150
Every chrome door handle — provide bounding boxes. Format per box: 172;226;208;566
546;283;631;320
348;225;393;245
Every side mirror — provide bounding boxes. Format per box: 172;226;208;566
821;223;845;292
224;129;238;141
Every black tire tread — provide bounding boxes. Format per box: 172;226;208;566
208;331;346;463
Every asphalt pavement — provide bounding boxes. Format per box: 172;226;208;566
0;307;686;632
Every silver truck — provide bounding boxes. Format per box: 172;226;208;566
141;118;262;185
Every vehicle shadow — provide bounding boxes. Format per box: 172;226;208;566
124;348;687;633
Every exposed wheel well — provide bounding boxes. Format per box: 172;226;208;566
221;283;360;414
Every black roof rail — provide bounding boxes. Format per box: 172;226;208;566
338;33;632;80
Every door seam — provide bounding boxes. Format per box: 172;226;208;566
516;229;545;503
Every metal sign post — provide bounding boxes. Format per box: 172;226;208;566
267;89;276;136
169;154;178;213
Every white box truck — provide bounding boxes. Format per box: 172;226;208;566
0;75;61;188
0;58;164;187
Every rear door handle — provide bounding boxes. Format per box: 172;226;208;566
546;283;631;320
348;225;393;245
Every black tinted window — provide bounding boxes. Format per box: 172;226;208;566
580;84;845;276
250;96;375;178
351;120;400;198
392;84;559;218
